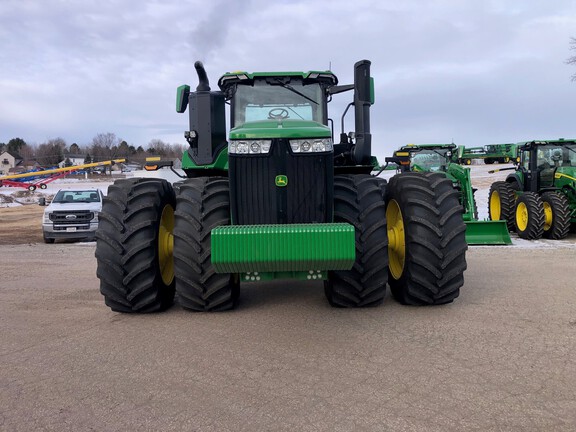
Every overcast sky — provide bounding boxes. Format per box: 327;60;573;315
1;0;575;161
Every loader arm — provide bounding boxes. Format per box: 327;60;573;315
446;163;511;245
446;163;475;221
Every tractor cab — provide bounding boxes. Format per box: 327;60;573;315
396;144;456;172
515;139;576;192
218;71;336;129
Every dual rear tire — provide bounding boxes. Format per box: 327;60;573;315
96;177;238;313
488;181;571;240
515;191;570;240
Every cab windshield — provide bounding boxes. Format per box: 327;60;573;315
233;78;324;127
530;144;576;169
410;149;452;172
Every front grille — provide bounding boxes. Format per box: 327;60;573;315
54;225;91;231
50;210;94;225
229;139;333;224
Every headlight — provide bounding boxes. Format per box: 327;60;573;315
290;138;333;153
229;140;272;154
43;212;50;223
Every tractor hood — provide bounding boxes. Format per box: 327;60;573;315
229;119;331;140
554;166;576;184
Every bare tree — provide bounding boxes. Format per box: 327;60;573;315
19;144;35;167
147;139;169;156
90;132;121;174
567;37;576;81
36;138;67;167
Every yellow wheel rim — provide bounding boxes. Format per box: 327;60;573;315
158;205;175;285
489;190;501;220
543;202;553;231
387;199;405;280
516;202;529;232
466;159;471;165
504;157;510;163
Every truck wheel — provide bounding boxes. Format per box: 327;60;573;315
173;177;239;311
95;178;176;313
386;172;467;305
324;175;388;307
541;192;570;240
515;192;544;240
28;185;36;191
488;181;516;232
485;158;494;164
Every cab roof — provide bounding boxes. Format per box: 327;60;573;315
218;70;338;90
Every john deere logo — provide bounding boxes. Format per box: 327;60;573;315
275;175;288;187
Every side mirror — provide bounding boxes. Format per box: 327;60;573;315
176;84;190;113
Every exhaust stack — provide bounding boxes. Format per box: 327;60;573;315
352;60;372;165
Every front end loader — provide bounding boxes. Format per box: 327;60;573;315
95;61;467;312
386;144;511;245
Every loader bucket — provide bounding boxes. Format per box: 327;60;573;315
464;220;512;245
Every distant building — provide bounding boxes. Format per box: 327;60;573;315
59;154;87;168
0;151;23;176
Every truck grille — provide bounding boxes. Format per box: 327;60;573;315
50;210;94;225
53;224;91;231
229;139;333;224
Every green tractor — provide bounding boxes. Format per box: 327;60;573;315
385;144;511;245
456;143;518;165
95;60;467;312
488;139;576;240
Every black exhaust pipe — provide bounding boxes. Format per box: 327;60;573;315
194;61;211;92
352;60;372;165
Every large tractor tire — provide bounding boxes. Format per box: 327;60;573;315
488;181;516;232
95;178;176;313
173;177;239;311
541;192;571;240
386;172;467;305
324;174;388;307
514;192;544;240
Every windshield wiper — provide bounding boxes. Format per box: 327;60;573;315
272;78;319;105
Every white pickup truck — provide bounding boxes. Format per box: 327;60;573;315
42;188;104;243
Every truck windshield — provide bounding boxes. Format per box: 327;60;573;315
233;79;324;127
53;190;100;203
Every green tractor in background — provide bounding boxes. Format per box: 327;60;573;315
488;139;576;240
385;144;511;245
95;60;467;312
456;143;518;165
